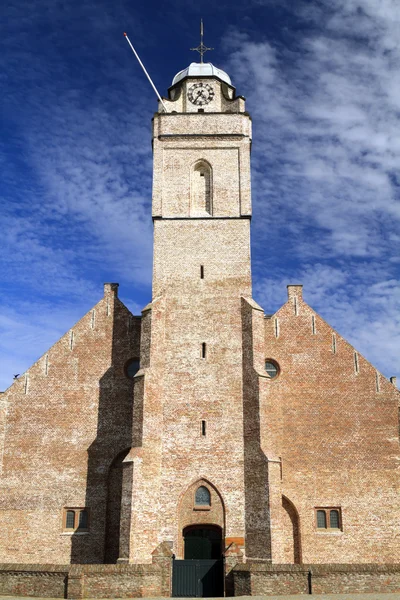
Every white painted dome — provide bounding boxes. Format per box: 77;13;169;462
172;62;232;86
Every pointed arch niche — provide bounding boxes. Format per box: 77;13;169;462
104;448;131;563
190;160;213;216
177;478;225;559
281;495;302;564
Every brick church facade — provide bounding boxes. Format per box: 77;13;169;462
0;59;399;594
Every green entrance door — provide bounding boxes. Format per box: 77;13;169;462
184;525;222;560
172;526;224;597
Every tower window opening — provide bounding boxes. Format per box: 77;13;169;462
191;161;212;215
201;420;206;436
202;343;207;359
200;265;204;279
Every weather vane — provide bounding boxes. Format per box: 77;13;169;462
190;19;213;64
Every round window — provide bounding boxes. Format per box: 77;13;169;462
125;358;140;379
265;360;279;379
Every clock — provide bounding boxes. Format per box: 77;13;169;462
187;82;215;106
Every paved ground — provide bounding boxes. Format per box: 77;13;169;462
1;595;400;600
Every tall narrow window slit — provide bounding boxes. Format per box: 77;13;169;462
191;160;212;215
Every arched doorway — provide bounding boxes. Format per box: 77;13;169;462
173;480;225;597
183;524;222;559
176;478;225;559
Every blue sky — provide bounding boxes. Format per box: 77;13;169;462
1;0;399;390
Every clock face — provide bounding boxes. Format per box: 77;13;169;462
187;82;215;106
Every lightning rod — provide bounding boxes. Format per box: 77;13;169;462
123;33;168;113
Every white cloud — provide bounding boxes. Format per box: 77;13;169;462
223;0;400;378
1;0;399;388
0;3;157;387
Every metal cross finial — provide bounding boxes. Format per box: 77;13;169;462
190;19;213;64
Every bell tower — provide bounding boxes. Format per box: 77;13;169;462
122;58;265;565
152;64;252;295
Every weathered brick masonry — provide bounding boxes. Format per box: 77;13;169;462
0;284;141;564
264;286;400;564
233;563;400;596
0;58;399;597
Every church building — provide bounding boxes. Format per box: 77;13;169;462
0;52;399;597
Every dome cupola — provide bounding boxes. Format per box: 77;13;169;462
172;62;232;87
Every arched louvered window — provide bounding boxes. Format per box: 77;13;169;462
191;161;212;215
195;485;211;506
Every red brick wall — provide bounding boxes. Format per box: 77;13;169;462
233;563;309;595
0;565;68;598
263;286;400;563
126;219;253;562
0;284;141;564
0;557;171;599
311;564;400;594
68;563;168;598
233;563;400;596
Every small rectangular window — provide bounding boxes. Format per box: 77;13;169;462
66;510;75;529
200;265;204;279
202;342;206;359
63;508;89;532
316;510;326;528
78;510;88;530
201;420;206;436
329;509;340;529
315;507;342;531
